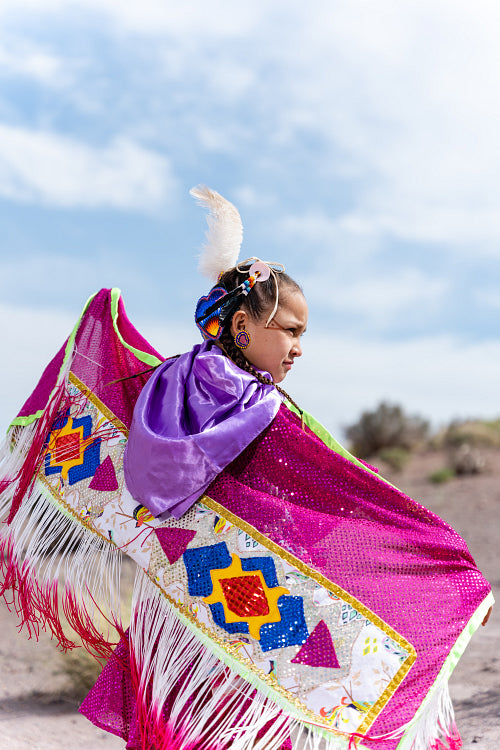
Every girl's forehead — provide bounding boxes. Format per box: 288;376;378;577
277;291;308;322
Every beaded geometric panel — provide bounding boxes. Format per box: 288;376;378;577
44;411;101;486
39;373;128;526
34;375;416;739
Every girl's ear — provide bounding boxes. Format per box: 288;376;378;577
230;309;248;336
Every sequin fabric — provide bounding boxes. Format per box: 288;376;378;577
206;406;492;746
33;373;418;744
80;631;293;750
4;289;491;750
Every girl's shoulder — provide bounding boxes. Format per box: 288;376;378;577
191;341;274;397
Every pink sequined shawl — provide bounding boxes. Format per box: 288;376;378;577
0;288;492;750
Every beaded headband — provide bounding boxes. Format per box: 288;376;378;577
195;258;284;340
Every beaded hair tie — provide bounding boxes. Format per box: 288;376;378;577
195;258;284;340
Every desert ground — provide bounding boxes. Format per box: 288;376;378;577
1;448;499;749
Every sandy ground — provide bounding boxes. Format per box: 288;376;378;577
0;449;499;749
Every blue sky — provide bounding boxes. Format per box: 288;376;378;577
0;1;499;437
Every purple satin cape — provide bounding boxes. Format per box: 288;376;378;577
124;341;282;518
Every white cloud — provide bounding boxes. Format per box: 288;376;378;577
278;211;380;262
0;125;176;210
0;41;66;85
279;2;500;254
232;185;278;211
475;288;500;310
0;253;143;307
0;0;498;268
0;303;75;433
0;0;260;37
2;0;499;251
277;211;449;329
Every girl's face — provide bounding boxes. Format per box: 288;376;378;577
231;291;308;383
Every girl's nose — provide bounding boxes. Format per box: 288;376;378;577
291;340;302;357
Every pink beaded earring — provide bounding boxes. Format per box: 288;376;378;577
234;330;251;349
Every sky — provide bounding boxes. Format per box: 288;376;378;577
0;0;499;438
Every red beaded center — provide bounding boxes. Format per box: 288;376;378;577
220;575;270;617
54;432;80;462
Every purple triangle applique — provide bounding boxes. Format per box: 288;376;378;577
291;619;340;669
155;527;197;565
88;455;119;491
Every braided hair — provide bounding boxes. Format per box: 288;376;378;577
216;264;305;422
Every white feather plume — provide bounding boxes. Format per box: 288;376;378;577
190;185;243;281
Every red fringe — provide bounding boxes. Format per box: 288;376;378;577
0;535;74;648
0;534;117;657
430;723;463;749
125;633;216;750
63;586;120;661
142;721;209;750
3;374;120;526
5;378;70;524
125;633;291;750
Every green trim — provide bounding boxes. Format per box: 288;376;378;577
395;591;495;749
110;287;163;367
9;409;45;428
285;403;495;746
8;291;98;431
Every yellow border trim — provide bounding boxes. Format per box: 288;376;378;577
145;570;349;736
37;473;114;545
68;372;129;437
33;370;416;738
200;494;417;735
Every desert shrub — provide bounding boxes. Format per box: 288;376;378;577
378;446;410;472
443;419;500;449
344;401;429;458
429;467;456;484
451;443;487;475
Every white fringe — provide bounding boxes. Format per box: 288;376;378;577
129;570;355;750
0;476;123;648
395;677;457;750
0;386;458;749
0;420;38;492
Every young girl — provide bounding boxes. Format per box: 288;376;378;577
121;258;308;524
0;187;493;750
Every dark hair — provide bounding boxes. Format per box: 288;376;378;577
216;264;304;419
218;264;302;323
217;263;302;374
